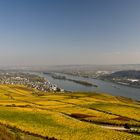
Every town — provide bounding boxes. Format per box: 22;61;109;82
99;70;140;88
0;72;64;92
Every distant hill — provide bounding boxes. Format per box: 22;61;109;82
109;70;140;79
1;64;140;72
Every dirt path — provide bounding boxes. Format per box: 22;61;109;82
99;125;140;132
100;125;128;131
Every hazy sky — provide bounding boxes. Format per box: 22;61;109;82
0;0;140;66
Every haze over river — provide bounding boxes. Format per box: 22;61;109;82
35;72;140;101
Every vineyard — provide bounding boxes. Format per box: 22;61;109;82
0;85;140;140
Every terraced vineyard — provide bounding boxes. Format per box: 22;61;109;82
0;84;140;140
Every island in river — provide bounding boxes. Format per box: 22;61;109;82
43;72;98;87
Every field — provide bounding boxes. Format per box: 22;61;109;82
0;85;140;140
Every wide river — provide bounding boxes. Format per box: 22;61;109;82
34;72;140;101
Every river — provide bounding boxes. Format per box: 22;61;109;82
32;72;140;101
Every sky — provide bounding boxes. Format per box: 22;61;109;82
0;0;140;66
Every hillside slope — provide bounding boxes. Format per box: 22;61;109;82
0;85;139;140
